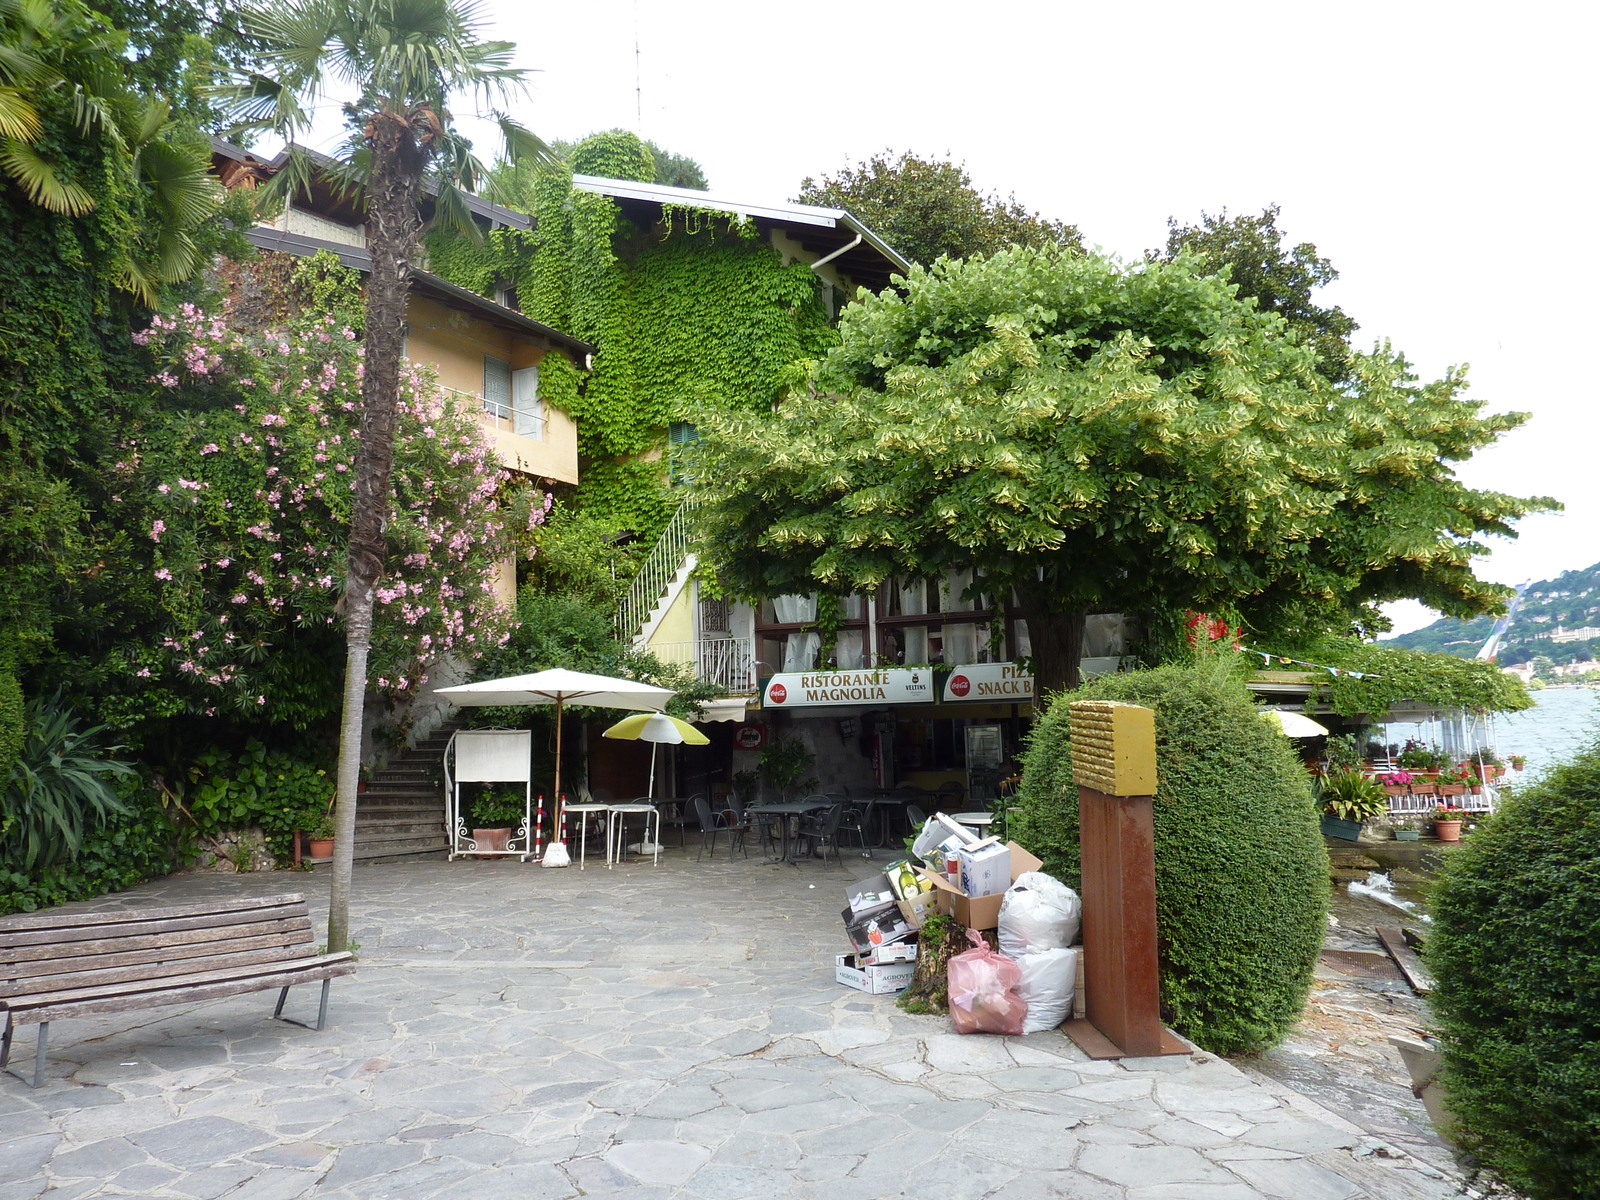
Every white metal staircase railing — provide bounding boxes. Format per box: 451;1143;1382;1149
644;637;758;693
615;499;698;643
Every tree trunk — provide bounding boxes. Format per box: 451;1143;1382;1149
1015;582;1086;699
327;112;427;955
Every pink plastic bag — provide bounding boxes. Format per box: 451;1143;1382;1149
947;929;1028;1035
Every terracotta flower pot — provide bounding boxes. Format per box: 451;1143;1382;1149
473;827;512;852
1434;820;1463;843
1383;785;1409;796
1438;784;1466;796
308;837;334;858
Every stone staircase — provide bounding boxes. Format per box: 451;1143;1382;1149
352;722;458;863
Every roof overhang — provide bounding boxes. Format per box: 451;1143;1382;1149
571;173;912;292
242;226;593;360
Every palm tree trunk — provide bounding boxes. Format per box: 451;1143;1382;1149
327;112;427;955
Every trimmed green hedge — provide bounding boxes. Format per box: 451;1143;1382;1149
1010;661;1329;1054
1428;738;1600;1198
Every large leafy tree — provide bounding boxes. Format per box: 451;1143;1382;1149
225;0;549;951
795;150;1080;268
692;248;1555;695
1161;205;1358;385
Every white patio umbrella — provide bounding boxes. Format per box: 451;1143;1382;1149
1260;709;1329;738
437;670;674;856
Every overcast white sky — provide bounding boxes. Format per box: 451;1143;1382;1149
310;1;1599;636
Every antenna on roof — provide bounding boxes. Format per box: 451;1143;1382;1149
633;0;643;134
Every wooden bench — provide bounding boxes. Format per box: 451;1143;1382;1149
1;893;356;1088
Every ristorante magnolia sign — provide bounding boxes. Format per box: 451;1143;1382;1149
762;668;935;708
942;662;1035;703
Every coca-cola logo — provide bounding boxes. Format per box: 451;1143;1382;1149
769;683;788;704
948;674;971;698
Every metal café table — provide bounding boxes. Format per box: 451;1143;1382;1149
747;800;830;865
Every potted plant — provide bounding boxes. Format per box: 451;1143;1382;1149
1509;754;1526;771
1319;771;1389;841
306;814;336;860
1397;740;1447;778
1378;770;1413;796
470;787;525;852
1433;804;1467;842
1393;825;1421;842
1437;764;1478;796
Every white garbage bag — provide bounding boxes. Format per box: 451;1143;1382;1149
1015;947;1078;1034
998;871;1081;957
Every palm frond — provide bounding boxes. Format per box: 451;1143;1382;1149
496;113;552;169
0;86;41;141
0;136;93;214
137;138;221;228
430;175;480;243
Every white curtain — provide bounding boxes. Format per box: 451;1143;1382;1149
843;593;864;619
901;625;929;666
783;631;820;671
1083;613;1128;658
895;577;927;616
942;622;978;665
940;569;975;613
773;593;816;624
1013;620;1031;659
834;630;864;670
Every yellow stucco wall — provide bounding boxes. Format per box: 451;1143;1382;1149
767;228;859;299
404;293;579;484
645;578;696;654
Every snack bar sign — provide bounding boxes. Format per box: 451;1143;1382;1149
943;662;1035;703
763;669;934;708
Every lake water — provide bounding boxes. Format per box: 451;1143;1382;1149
1494;687;1599;779
1380;686;1598;780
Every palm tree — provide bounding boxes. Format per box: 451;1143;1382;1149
224;0;549;952
0;0;221;302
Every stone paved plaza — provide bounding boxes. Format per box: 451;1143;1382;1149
2;853;1464;1199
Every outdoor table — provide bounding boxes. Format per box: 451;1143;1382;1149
562;803;611;870
748;800;830;866
607;803;661;868
951;811;996;835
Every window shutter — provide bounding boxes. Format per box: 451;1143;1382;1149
512;366;542;438
483;355;511;420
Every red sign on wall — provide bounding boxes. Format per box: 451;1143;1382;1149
734;724;766;750
948;674;971;698
768;683;788;705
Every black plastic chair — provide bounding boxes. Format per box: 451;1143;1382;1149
692;795;743;861
796;802;847;867
655;794;694;849
906;804;928;833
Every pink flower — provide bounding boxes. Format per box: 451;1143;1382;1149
157;483;171;494
200;443;220;455
154;568;172;581
149;520;166;542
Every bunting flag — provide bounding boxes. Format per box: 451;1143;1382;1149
1246;647;1383;680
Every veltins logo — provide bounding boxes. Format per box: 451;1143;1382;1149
769;683;788;704
948;674;971;698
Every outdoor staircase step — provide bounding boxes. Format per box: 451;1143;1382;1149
351;832;449;855
356;804;441;818
354;819;444;836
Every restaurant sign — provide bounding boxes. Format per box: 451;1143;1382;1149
762;668;935;708
942;662;1035;703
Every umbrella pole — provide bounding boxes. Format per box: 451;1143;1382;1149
648;742;657;800
554;696;564;841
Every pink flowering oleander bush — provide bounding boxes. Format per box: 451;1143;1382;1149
103;305;549;728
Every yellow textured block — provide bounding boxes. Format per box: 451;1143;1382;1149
1069;700;1157;796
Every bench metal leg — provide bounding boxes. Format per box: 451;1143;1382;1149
1;1012;13;1071
31;1022;48;1088
316;978;331;1031
273;986;290;1018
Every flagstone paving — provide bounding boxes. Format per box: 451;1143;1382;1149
2;855;1465;1199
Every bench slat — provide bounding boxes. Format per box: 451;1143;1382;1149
2;916;312;968
3;952;357;1013
0;942;317;997
0;893;309;933
0;902;310;949
3;956;357;1025
1;929;317;986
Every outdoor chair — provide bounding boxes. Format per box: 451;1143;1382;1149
905;804;928;834
724;795;767;856
692;795;744;861
796;802;847;868
654;795;693;849
937;781;965;808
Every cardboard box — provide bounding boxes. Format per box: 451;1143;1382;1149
842;902;914;956
835;953;916;995
917;841;1045;930
845;873;897;915
957;838;1011;898
897;889;940;930
865;942;918;965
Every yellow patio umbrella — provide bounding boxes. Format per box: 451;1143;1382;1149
602;713;709;799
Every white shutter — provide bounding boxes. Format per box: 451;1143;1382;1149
482;355;511;421
512;366;543;438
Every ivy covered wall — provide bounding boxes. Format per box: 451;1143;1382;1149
424;134;839;542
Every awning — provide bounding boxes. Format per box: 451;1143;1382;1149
694;697;748;723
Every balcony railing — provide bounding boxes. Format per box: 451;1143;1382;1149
441;386;546;439
645;636;757;694
616;498;698;644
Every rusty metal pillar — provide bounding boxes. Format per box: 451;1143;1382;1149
1064;700;1188;1059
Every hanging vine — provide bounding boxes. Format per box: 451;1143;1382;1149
424;134;840;542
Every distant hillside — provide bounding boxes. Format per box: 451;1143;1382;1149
1381;562;1600;665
